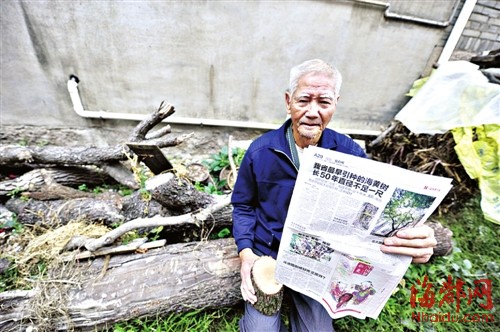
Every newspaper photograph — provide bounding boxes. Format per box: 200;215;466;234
275;146;453;319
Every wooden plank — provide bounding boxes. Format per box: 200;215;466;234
126;143;173;174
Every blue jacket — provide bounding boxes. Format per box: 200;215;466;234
231;119;367;258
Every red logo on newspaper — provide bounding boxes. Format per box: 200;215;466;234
353;262;374;276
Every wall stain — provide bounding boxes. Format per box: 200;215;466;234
209;64;215;117
20;2;49;68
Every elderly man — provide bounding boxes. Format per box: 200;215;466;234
231;59;436;331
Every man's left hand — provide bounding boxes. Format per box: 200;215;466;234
380;225;436;264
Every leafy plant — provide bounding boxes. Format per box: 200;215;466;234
217;227;231;239
120;231;141;245
78;184;89;192
118;187;134;196
196;146;246;195
0;215;24;234
148;226;163;241
207;227;232;240
0;259;19;292
36;140;49;147
195;179;227;195
204;146;245;173
7;187;25;199
17;139;29;146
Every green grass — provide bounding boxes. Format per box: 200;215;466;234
111;308;241;332
111;195;498;332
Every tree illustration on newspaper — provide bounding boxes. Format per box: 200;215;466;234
370;188;436;237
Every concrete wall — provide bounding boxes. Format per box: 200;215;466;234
1;0;462;136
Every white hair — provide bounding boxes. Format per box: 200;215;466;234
288;59;342;97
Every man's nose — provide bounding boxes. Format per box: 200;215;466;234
306;102;321;117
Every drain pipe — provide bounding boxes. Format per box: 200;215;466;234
67;76;279;130
67;76;380;136
437;0;478;65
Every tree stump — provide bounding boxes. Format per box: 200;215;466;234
427;221;454;256
250;256;284;316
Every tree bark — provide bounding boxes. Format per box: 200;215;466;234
0;167;111;196
149;173;214;213
427;221;453;256
250;256;283;316
0;238;241;332
4;174;232;232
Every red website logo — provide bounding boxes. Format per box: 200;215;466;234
410;275;494;324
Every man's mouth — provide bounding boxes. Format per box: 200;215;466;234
300;123;321;128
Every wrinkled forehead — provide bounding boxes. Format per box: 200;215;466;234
295;72;336;97
294;91;336;100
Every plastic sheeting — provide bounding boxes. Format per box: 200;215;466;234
396;61;499;135
452;125;499;224
396;61;499;224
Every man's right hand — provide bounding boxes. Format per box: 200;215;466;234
239;248;259;304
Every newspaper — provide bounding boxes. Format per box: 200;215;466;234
275;146;453;319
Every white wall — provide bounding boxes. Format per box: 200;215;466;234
1;0;458;132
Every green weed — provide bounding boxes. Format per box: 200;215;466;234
111;308;240;332
195;146;246;195
0;259;19;292
0;215;24;234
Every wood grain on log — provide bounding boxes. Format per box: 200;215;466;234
250;256;283;316
0;238;241;332
5;197;124;226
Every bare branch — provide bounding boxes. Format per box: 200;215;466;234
83;195;232;251
129;102;175;141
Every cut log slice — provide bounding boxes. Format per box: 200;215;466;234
250;256;284;316
186;163;210;183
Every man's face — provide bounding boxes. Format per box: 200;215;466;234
286;72;338;148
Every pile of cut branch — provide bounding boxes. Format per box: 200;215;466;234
368;121;478;215
0;101;240;331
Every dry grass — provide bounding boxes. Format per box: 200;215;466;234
1;221;110;331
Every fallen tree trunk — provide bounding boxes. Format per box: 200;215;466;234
0;145;125;166
0;102;187;169
0;135;189;167
0;238;241;332
5;196;126;227
0;101;194;194
4;173;232;232
0;167;113;196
